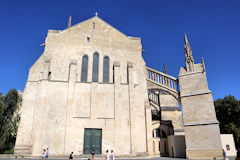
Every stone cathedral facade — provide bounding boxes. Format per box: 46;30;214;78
15;15;223;159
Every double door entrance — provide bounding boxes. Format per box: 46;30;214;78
83;128;102;154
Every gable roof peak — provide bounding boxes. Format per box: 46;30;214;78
61;14;140;40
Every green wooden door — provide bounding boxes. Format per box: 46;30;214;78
83;128;102;154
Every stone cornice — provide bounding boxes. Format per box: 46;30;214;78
180;90;212;98
184;120;219;127
27;80;38;82
174;129;184;132
161;107;181;111
27;80;115;84
186;147;222;151
178;70;203;77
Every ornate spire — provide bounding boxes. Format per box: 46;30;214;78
163;64;167;74
67;16;72;29
201;58;206;72
184;34;195;72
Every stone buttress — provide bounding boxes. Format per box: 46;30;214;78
178;34;223;159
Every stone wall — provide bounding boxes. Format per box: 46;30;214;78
15;16;151;157
179;63;223;159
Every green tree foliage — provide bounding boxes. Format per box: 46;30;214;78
0;89;21;153
215;95;240;153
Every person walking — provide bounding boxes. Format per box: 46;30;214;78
223;149;226;160
45;148;50;159
69;152;73;159
91;149;95;160
111;150;115;160
42;149;46;160
105;150;110;160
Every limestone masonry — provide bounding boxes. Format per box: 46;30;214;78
15;15;223;159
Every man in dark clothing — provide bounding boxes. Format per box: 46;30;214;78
69;152;73;159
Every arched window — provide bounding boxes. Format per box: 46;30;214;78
153;128;161;138
92;52;99;82
103;56;109;83
156;128;161;137
81;55;88;82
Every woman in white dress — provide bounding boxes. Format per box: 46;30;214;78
105;150;110;160
42;149;46;160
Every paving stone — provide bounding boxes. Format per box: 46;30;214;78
0;157;186;160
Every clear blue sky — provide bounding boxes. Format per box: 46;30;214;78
0;0;239;100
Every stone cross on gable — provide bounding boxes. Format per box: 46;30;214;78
95;12;98;17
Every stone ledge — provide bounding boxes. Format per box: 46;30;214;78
178;70;203;77
70;59;77;65
184;120;219;127
186;148;223;160
174;129;184;132
180;90;212;98
113;61;120;67
161;107;181;111
186;147;222;151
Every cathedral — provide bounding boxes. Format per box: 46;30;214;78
15;15;223;159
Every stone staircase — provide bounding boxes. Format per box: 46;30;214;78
14;145;31;156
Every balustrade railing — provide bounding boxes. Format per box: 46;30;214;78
148;90;159;106
147;67;178;91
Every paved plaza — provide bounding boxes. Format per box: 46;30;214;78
0;158;185;160
0;157;186;160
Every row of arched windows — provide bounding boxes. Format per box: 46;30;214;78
81;52;110;83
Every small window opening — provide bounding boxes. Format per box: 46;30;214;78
152;110;160;121
87;37;90;42
93;22;95;29
48;72;52;80
156;129;160;137
159;141;161;151
113;66;115;83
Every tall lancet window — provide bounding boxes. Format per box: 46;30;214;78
92;52;99;82
103;56;109;83
81;55;88;82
